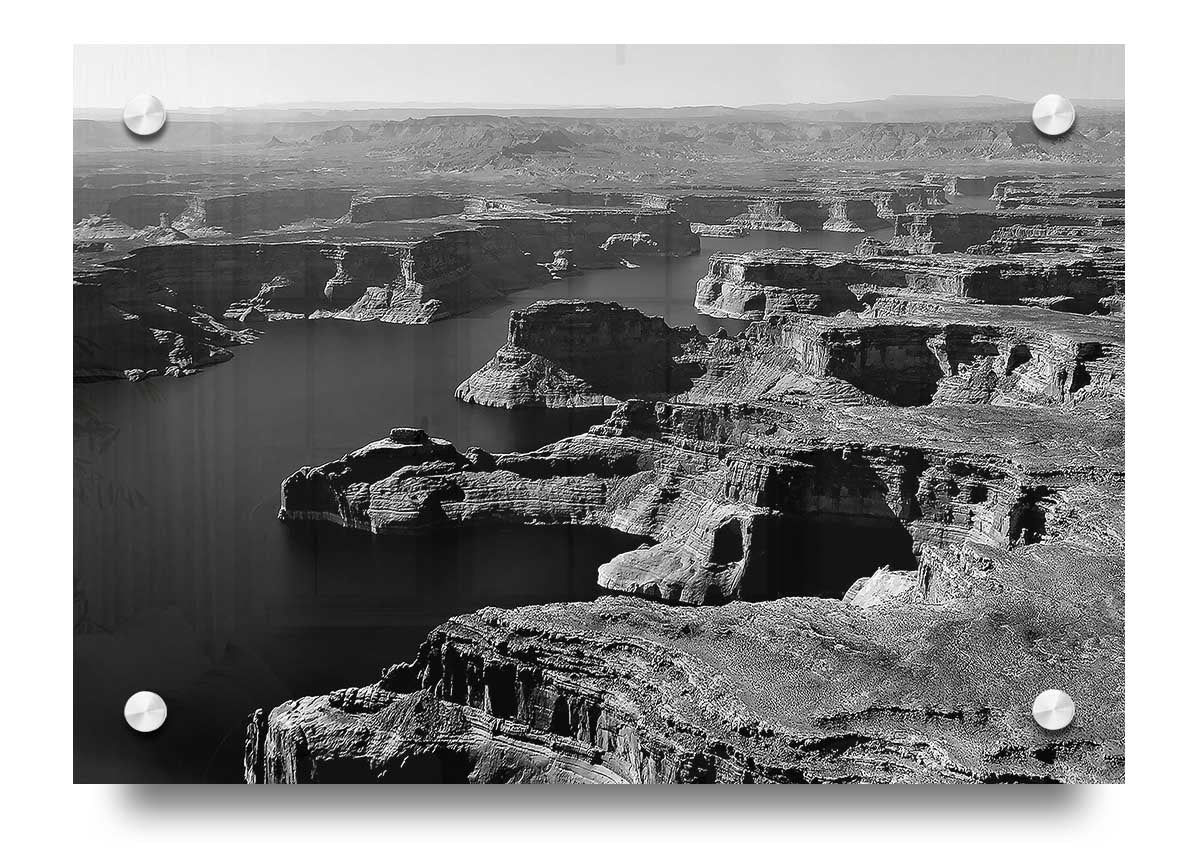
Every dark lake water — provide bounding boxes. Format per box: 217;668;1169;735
72;229;888;782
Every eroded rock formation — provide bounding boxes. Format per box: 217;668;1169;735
256;169;1124;780
260;390;1123;782
457;301;706;408
246;560;1122;784
696;249;1119;318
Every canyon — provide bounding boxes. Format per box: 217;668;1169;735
74;107;1124;784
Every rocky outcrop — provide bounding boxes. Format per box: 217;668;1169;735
667;195;756;230
456;301;705;408
696;249;1119;318
72;226;550;378
967;223;1125;257
74;271;256;381
665;187;942;236
776;312;1123;407
469;208;699;268
174;189;356;235
992;179;1125;211
73;180;195;223
279;389;1122;599
128;213;190;245
247;561;1122;784
73;214;138;243
255;392;1123;782
598;232;658;256
325;227;548;324
695;251;871;318
72;206;701;383
258;210;1124;780
459;299;1123;411
890;210;1102;254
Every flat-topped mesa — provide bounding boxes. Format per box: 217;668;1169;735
174;188;357;235
696;249;1118;319
458;300;1123;411
87;229;545;321
74;179;196;224
668;187;942;236
348;194;468;222
328;226;547;323
896;254;1117;313
468;207;699;269
456;300;706;408
865;185;947;218
278;396;1122;609
968;222;1125;258
991;178;1125;210
890;210;1113;254
695;250;872;319
726;196;890;234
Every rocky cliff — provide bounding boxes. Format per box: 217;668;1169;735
73;271;256;382
278;388;1121;600
456;301;706;408
175;188;357;235
458;296;1123;412
891;210;1105;254
696;249;1119;319
673;187;942;235
258;392;1123;782
72;226;549;379
247;557;1122;783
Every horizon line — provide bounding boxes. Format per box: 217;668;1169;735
73;93;1127;113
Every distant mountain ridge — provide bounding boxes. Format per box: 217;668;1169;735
74;94;1125;126
74;99;1124;167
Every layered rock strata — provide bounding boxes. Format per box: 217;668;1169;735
246;561;1122;784
890;210;1113;254
669;186;944;236
72;228;549;378
258;393;1122;782
456;301;706;408
992;179;1125;211
462;299;1123;410
174;188;357;235
696;249;1118;319
278;391;1121;601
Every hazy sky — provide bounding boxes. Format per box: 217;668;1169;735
74;45;1123;109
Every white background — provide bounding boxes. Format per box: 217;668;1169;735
5;2;1192;857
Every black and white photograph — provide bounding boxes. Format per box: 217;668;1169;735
70;42;1127;786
